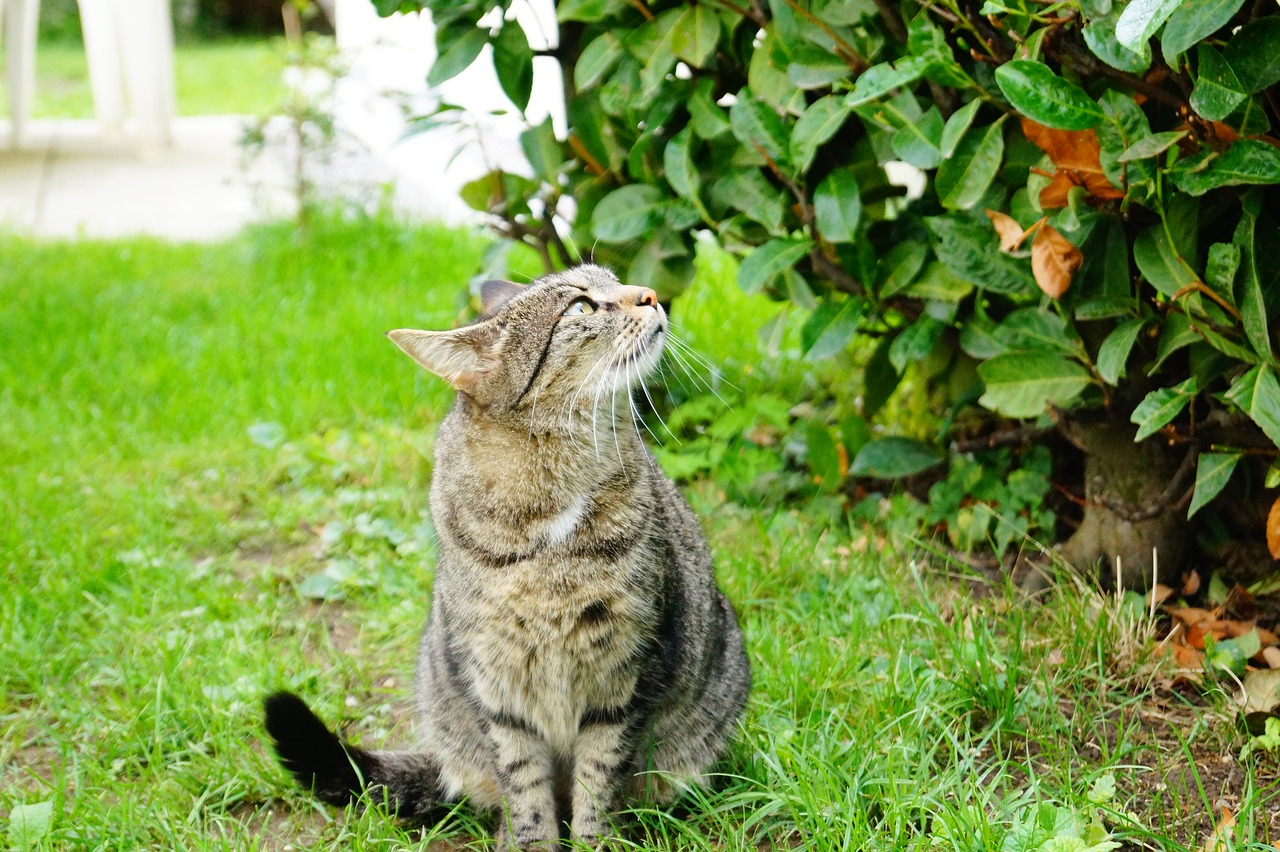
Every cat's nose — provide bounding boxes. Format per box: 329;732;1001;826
637;289;658;309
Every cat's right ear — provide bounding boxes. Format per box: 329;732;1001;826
479;280;525;315
386;325;500;390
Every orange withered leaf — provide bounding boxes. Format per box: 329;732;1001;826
1031;223;1082;299
1020;118;1124;208
984;209;1030;252
1268;494;1280;560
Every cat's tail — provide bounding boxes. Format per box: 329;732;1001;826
263;691;445;820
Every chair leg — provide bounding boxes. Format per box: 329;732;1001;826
4;0;40;149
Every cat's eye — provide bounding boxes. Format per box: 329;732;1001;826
562;297;596;317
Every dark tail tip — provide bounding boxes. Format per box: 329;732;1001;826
263;691;364;806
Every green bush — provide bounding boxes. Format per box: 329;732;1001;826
379;0;1280;583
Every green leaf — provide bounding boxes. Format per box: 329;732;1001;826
1234;194;1275;363
1083;13;1151;74
978;353;1093;418
1188;452;1242;519
663;128;701;203
8;800;53;849
926;215;1036;295
711;170;788;233
730;91;790;166
846;56;929;107
1170;140;1280;196
876;240;928;298
1224;17;1280;94
1204;242;1241;303
1133;223;1197;297
1097;318;1146;386
492;23;534;112
738;239;813;294
993;308;1079;355
519;118;562;183
688;79;731;139
591;184;667;243
1114;0;1181;53
802;298;864;359
791;95;852;173
849;437;944;479
575;32;624;90
814;167;863;244
862;335;901;417
889;316;947;372
806;420;843;492
670;4;720;68
557;0;625;22
1162;0;1247;63
935;118;1006;210
891;106;944;169
1130;377;1197;441
940;99;981;158
905;261;974;302
1190;44;1247;122
994;60;1106;130
1117;130;1187;162
428;26;487;87
1226;366;1280;447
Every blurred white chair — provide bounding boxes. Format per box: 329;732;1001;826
2;0;175;153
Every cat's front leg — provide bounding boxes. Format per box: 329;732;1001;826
487;716;559;849
569;713;635;844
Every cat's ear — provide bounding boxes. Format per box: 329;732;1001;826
386;324;501;389
479;279;525;315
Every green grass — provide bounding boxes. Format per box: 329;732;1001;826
0;39;286;119
2;216;1278;849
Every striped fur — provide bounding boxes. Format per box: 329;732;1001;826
265;265;749;847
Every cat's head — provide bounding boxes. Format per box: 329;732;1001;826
387;265;667;413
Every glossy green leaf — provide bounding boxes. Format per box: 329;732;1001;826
846;56;929;107
492;23;534;112
993;308;1079;355
814;167;863;244
1114;0;1181;53
862;335;901;417
688;79;731;139
935;118;1006;210
591;184;667;243
926;216;1036;295
940;99;981;158
1083;13;1151;74
1204;242;1241;303
849;437;945;479
662;128;699;202
1188;452;1242;519
978;353;1093;418
791;95;852;173
1117;130;1186;162
1190;44;1247;122
428;25;487;87
670;4;720;68
557;0;625;22
575;33;624;90
891;107;944;169
806;420;843;492
1096;318;1146;386
1226;366;1280;447
730;91;790;166
1170;140;1280;196
1131;377;1197;441
1133;223;1197;297
994;60;1106;130
802;298;865;359
1233;197;1276;363
519;118;562;183
739;239;814;294
1224;17;1280;94
1162;0;1247;62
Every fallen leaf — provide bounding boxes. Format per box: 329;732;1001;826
1182;570;1201;596
1268;495;1280;560
1031;223;1083;299
1021;118;1124;207
1264;646;1280;669
1202;805;1234;852
1172;642;1202;667
985;209;1032;252
1149;583;1176;609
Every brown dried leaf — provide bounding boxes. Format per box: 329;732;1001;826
985;209;1031;252
1202;806;1235;852
1182;570;1201;596
1031;223;1082;299
1264;646;1280;669
1021;118;1124;207
1149;583;1176;609
1267;495;1280;560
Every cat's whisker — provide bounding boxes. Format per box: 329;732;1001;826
609;355;628;481
626;354;662;449
635;349;679;447
665;333;740;392
665;338;737;411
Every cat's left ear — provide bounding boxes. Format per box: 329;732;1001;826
386;323;501;390
479;279;525;315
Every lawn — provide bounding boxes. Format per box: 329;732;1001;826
1;216;1277;850
0;39;287;119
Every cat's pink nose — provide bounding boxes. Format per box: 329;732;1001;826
637;289;658;308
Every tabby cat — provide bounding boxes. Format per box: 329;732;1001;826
264;265;750;847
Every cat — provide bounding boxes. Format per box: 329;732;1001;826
263;264;750;848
